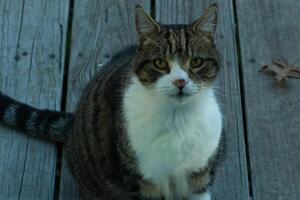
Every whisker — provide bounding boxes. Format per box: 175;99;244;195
212;92;228;98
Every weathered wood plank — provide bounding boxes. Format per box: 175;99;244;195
59;1;151;199
156;1;250;199
236;0;300;199
0;0;69;199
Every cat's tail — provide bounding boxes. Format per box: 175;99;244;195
0;92;75;143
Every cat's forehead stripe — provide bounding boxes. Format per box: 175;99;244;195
168;29;176;54
165;27;190;56
180;29;187;54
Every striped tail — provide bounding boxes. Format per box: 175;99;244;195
0;92;75;143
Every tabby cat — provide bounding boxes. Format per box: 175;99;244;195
0;4;222;200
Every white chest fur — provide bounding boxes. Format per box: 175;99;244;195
123;77;222;198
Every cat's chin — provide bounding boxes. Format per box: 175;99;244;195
167;92;193;104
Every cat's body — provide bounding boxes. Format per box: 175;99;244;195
0;4;223;200
66;47;136;200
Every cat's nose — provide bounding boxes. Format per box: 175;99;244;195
172;79;187;90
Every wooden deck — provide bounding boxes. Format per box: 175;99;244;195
1;0;300;199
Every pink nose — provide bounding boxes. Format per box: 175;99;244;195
172;79;186;89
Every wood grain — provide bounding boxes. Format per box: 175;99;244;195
59;1;151;199
236;0;300;199
0;0;69;199
156;0;250;199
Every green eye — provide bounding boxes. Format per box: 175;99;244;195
153;59;169;70
190;57;204;68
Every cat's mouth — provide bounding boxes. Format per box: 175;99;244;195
177;91;184;97
168;91;191;99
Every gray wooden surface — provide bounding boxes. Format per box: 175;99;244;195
236;0;300;199
58;0;151;199
156;1;249;199
1;0;300;199
0;0;69;199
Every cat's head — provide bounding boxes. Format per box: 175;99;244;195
133;4;219;103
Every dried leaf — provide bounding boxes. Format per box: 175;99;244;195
259;59;300;83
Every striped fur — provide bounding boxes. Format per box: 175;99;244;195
0;93;74;142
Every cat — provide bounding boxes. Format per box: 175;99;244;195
0;4;223;200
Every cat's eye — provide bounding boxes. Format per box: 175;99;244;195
190;57;204;68
153;59;169;70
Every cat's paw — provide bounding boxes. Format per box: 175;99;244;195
139;179;163;200
189;191;211;200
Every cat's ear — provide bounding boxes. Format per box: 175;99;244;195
135;5;160;36
192;3;217;34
